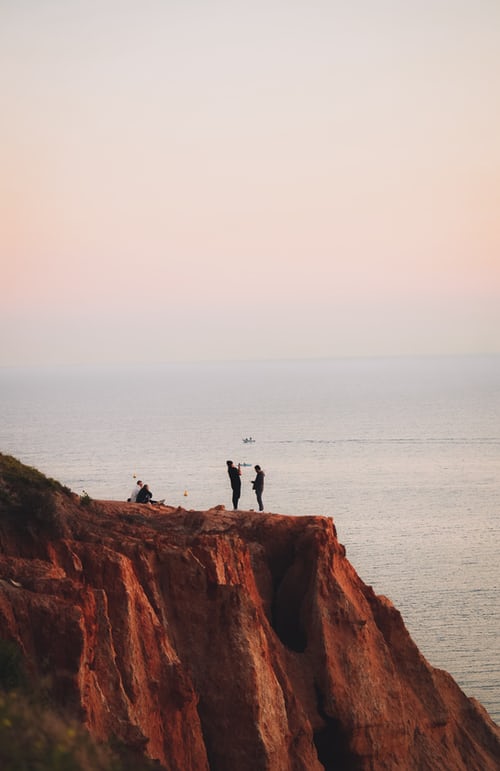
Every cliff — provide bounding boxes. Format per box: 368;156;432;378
0;455;498;770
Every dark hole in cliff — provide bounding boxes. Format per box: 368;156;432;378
272;591;307;652
268;542;309;652
313;685;360;771
272;566;307;653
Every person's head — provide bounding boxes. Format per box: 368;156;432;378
226;460;233;467
255;465;261;472
143;484;149;490
137;480;143;486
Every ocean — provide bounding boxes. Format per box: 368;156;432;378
1;355;499;723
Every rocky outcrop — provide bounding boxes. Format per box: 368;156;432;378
0;460;498;770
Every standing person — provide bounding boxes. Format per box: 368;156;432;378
128;480;143;502
252;465;265;512
226;460;242;510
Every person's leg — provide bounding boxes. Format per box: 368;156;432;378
232;489;238;510
256;492;263;511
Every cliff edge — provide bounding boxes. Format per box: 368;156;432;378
0;455;498;770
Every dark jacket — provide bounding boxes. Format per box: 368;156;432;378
228;466;241;492
136;486;152;504
252;470;265;493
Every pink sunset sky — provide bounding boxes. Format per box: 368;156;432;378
1;0;499;365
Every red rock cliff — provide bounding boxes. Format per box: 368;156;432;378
0;470;498;770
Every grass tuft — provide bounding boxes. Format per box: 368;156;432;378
0;453;70;536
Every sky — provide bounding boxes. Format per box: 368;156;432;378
1;0;499;365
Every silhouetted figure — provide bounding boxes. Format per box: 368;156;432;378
136;484;153;504
136;484;165;505
226;460;241;510
252;465;265;511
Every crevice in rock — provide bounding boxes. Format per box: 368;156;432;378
313;683;360;771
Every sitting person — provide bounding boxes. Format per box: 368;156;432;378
136;484;164;505
128;480;143;502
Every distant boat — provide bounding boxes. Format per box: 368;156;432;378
242;437;256;444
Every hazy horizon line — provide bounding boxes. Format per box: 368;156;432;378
1;350;499;372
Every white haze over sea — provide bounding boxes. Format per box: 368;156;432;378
1;355;499;723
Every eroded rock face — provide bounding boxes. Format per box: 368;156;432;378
0;490;498;770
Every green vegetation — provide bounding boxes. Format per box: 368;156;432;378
0;453;71;536
0;639;26;692
79;490;92;508
0;690;104;771
0;641;159;771
0;690;159;771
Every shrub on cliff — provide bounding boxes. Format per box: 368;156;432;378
0;644;160;771
0;453;71;536
0;689;160;771
0;640;26;692
0;639;159;771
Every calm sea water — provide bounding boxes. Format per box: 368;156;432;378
1;355;499;723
